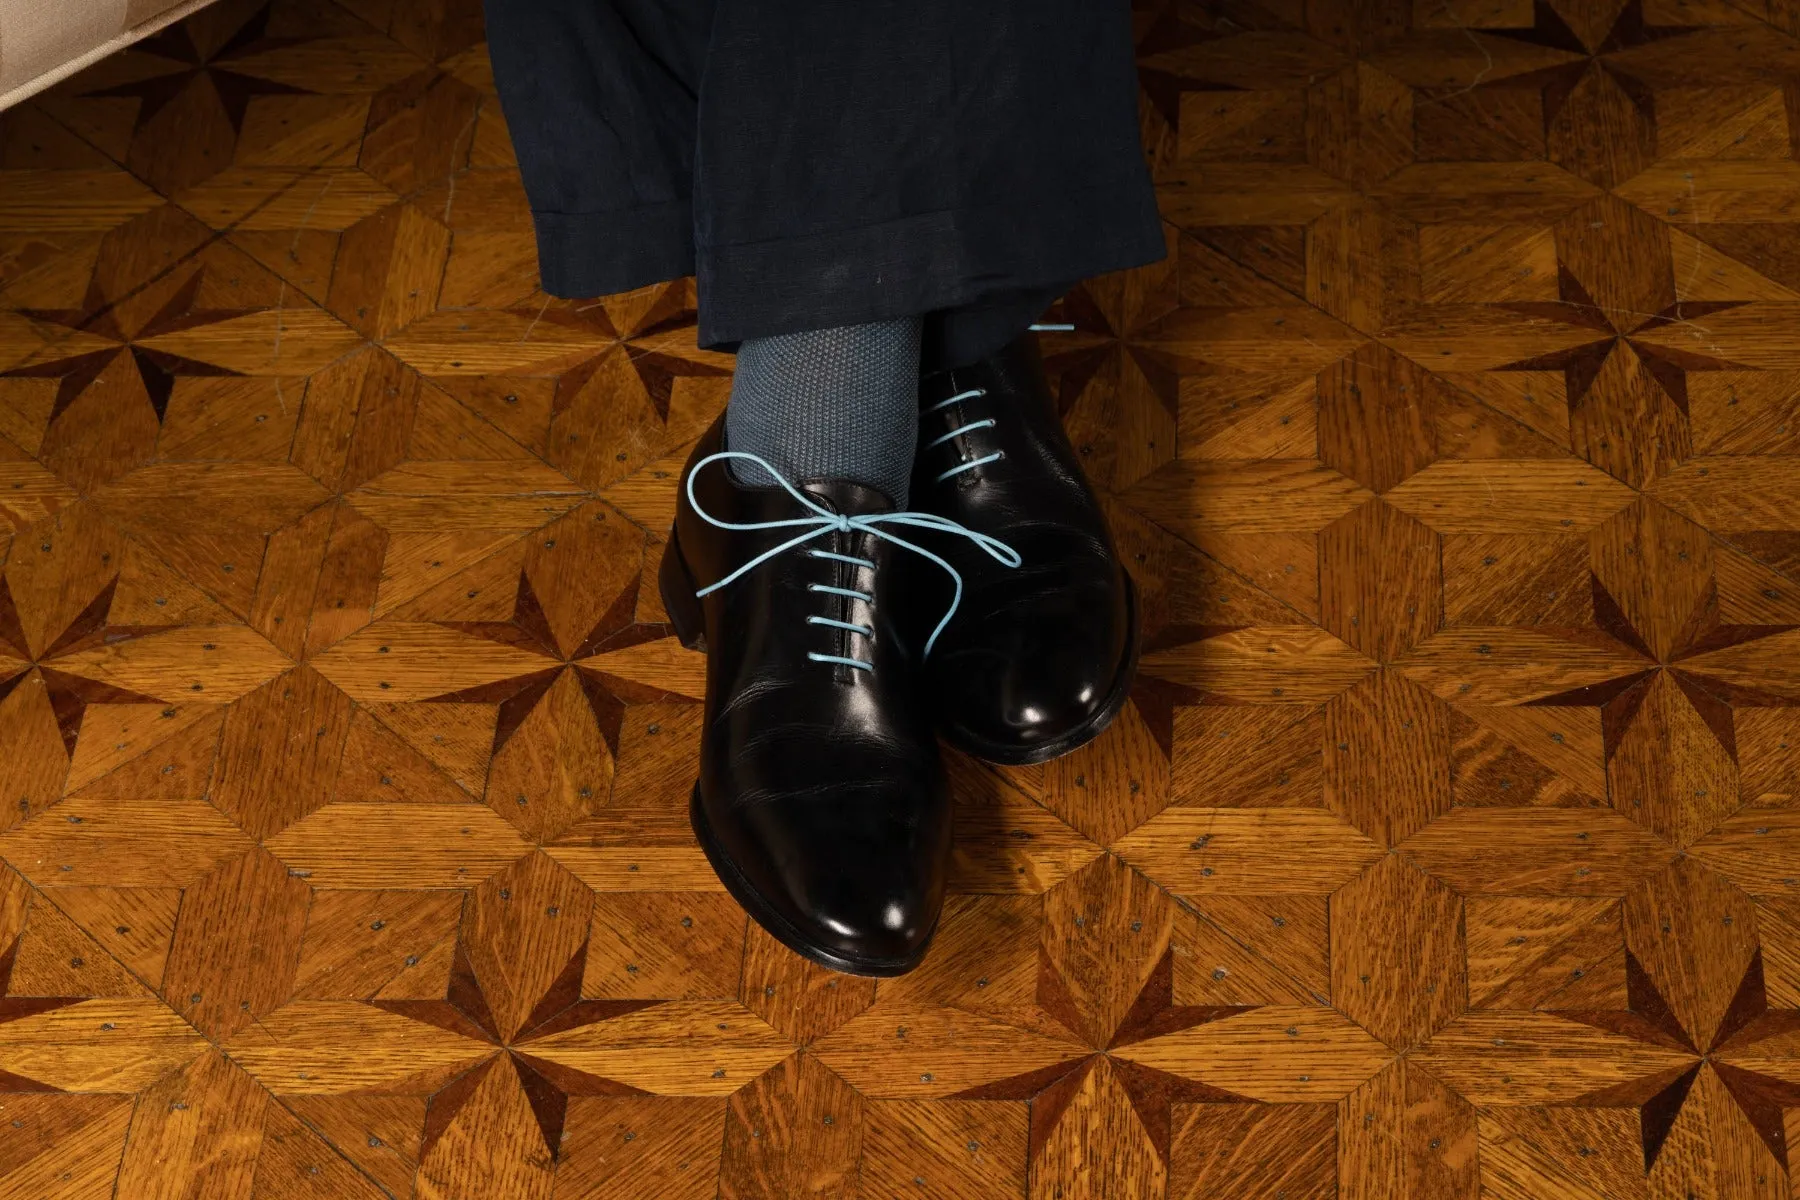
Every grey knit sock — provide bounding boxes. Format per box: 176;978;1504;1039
724;318;922;509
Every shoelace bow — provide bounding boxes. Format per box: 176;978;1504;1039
687;450;1021;665
927;322;1073;483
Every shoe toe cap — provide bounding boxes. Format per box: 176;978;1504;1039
793;859;941;966
699;764;950;976
940;617;1129;756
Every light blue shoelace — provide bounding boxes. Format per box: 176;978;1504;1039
928;322;1074;482
926;388;998;482
686;451;1021;667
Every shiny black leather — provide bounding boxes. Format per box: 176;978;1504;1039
911;332;1138;764
660;416;951;976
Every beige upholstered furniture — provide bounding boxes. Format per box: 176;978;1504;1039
0;0;220;110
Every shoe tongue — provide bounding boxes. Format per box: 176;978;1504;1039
800;478;897;517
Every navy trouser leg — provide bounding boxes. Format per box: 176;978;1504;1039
483;0;1162;365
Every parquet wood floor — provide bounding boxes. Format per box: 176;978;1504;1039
4;0;1800;1194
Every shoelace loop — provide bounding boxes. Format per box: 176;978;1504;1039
686;450;1021;661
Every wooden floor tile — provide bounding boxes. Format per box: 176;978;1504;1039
4;0;1800;1192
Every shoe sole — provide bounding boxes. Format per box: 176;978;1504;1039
661;526;933;978
938;571;1142;767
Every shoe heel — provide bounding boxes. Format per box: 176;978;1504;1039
658;528;707;652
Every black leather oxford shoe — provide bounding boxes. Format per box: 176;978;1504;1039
660;416;972;976
910;331;1139;765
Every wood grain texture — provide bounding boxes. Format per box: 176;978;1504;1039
2;0;1799;1193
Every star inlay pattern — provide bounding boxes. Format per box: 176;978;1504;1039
6;0;1800;1193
